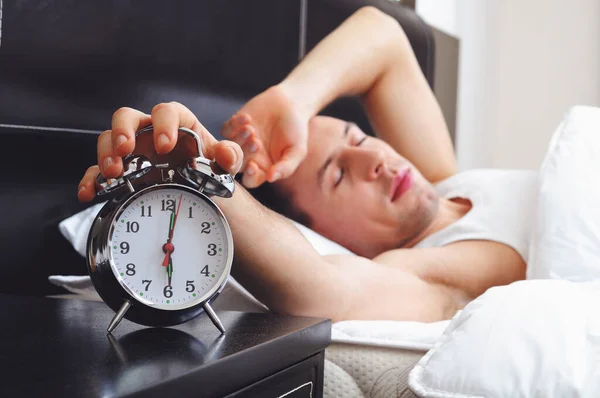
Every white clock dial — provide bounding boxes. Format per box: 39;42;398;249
107;186;232;310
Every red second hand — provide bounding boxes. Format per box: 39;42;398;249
162;194;183;267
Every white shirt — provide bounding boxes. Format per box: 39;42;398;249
414;169;539;261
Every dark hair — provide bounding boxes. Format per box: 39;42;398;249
246;178;313;228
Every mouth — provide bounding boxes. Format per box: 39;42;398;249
390;168;413;202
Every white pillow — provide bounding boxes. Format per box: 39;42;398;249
527;106;600;281
409;279;600;398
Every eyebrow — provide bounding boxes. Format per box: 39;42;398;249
317;122;353;190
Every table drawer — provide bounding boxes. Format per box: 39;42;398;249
227;351;325;398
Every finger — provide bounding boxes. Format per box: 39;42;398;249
151;102;216;155
242;160;268;189
240;136;269;170
242;136;261;156
111;107;152;156
267;144;307;182
212;140;244;175
97;130;124;178
229;124;255;146
222;113;251;138
78;165;101;202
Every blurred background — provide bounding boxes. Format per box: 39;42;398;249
410;0;600;171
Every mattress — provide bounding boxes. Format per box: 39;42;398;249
325;343;422;398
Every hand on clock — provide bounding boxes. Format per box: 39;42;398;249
77;102;243;203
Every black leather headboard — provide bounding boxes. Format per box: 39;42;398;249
0;0;302;134
0;0;434;295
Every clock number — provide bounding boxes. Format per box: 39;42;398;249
186;280;195;292
142;279;152;291
201;265;209;277
188;207;193;219
163;285;173;298
161;199;176;212
126;263;136;276
120;242;130;254
126;221;139;233
201;222;211;234
141;205;152;217
207;244;217;256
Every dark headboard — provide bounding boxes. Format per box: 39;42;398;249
0;0;434;295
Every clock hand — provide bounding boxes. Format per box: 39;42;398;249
162;195;183;267
162;211;175;267
167;209;175;241
167;256;173;287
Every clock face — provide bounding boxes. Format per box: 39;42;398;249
107;185;233;310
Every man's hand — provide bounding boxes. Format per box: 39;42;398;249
77;102;243;202
221;85;310;188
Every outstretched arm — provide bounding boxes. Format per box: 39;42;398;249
215;185;458;322
227;6;456;186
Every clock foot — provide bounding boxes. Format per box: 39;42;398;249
107;300;132;333
203;303;225;334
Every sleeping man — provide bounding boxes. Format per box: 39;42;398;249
77;7;538;323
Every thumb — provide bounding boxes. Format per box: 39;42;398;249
267;144;307;182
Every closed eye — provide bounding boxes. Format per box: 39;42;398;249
334;168;344;187
334;136;368;188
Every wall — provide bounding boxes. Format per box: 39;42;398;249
418;0;600;171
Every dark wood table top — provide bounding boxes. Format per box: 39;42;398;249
0;294;331;397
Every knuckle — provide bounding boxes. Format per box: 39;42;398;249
99;130;112;144
86;165;98;175
151;102;171;114
112;107;133;120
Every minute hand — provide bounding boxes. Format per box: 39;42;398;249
162;211;175;267
162;195;183;267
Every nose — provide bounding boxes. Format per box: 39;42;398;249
341;146;385;181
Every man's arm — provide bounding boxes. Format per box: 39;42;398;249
281;6;456;183
216;185;459;323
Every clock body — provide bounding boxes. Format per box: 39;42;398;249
87;183;234;326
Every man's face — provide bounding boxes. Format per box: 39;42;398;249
277;116;440;257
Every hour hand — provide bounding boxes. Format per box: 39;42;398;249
167;256;173;287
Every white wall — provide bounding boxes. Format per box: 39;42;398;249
419;0;600;171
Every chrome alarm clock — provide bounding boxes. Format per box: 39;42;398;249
86;126;235;334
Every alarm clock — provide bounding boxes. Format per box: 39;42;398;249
86;126;235;334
